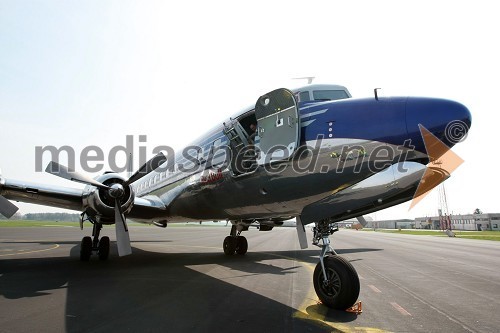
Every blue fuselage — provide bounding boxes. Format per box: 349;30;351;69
132;96;471;224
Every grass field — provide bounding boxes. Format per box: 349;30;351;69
361;228;500;241
0;220;80;227
2;221;498;240
0;220;228;228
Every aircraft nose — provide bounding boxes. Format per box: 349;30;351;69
406;97;472;152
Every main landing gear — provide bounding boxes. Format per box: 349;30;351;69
79;219;110;261
223;225;248;255
312;220;360;310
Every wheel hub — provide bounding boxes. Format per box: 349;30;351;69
320;268;341;297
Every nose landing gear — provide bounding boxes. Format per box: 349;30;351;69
312;220;360;310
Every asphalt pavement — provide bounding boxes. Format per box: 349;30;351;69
1;225;499;332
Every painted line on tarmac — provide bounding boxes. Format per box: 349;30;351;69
368;284;382;293
266;253;388;333
0;244;59;257
359;262;478;333
390;302;411;316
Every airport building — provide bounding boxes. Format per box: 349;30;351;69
337;218;415;229
364;219;415;229
338;213;500;231
415;213;500;231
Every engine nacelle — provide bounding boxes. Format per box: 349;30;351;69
82;173;135;224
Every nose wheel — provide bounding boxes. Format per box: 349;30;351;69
312;220;360;310
313;255;360;309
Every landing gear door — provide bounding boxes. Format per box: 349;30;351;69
254;88;300;163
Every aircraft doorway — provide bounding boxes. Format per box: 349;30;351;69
223;88;301;177
223;115;258;177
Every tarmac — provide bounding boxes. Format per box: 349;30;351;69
1;225;500;332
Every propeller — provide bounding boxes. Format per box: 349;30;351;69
124;152;168;186
45;153;167;256
0;195;19;218
45;162;110;190
110;185;132;256
356;216;368;227
295;216;308;249
0;169;19;218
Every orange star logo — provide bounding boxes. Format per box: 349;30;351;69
409;124;464;209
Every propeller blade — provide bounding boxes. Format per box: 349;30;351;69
356;216;368;227
0;195;19;218
125;152;167;186
114;199;132;256
296;216;308;249
45;162;109;190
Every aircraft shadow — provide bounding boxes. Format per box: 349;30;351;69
0;243;381;332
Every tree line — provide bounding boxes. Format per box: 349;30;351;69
0;212;80;222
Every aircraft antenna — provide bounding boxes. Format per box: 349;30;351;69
292;77;315;84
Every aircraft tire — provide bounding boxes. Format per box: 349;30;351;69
313;255;360;310
80;236;92;261
235;236;248;255
98;236;110;261
223;236;236;255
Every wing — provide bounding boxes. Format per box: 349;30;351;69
0;178;84;213
0;177;166;220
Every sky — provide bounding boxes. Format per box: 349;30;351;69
0;0;499;220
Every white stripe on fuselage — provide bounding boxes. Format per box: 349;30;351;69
301;119;316;127
300;108;328;128
300;101;332;110
301;108;328;119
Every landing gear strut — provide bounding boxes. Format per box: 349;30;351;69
312;220;360;310
79;215;110;261
223;225;248;255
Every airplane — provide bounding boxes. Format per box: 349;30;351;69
0;84;471;310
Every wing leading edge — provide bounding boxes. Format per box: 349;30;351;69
0;177;167;220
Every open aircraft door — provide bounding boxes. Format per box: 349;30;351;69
255;88;301;164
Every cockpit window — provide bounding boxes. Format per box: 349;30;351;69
313;90;349;101
299;91;311;102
